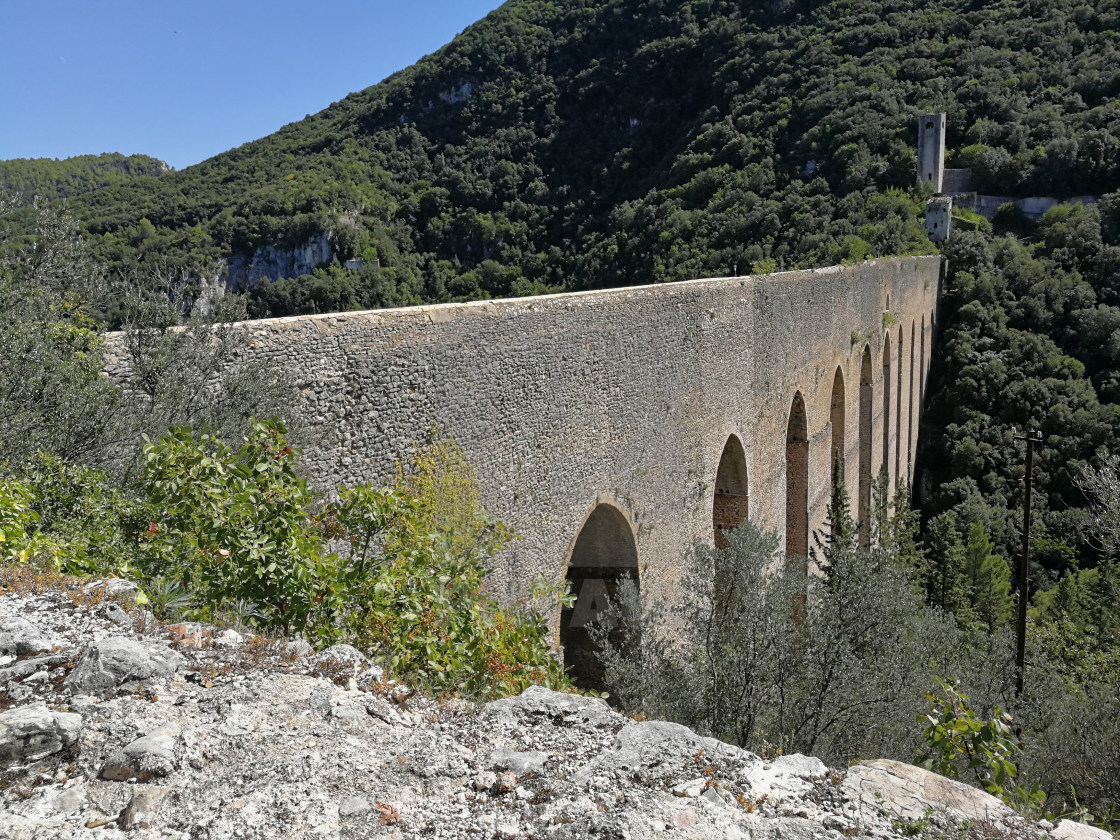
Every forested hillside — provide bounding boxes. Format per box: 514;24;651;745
0;153;169;206
14;0;1115;315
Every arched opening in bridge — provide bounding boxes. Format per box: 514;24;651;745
786;392;809;559
560;502;639;691
858;346;873;545
909;320;917;477
830;366;846;489
920;315;927;409
713;435;749;547
882;333;892;491
896;325;904;487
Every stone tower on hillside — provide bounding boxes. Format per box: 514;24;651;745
917;113;946;193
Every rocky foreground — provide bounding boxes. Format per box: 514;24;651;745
0;573;1113;840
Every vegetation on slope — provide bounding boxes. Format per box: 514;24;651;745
15;0;1114;317
0;153;169;206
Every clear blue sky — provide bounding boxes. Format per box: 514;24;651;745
0;0;506;170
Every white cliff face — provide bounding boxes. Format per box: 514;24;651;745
0;578;1086;840
221;232;334;292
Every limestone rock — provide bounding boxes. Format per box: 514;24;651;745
101;731;178;781
100;601;132;628
743;753;828;799
485;684;619;729
490;747;549;776
0;617;53;656
0;703;82;768
1052;820;1114;840
83;577;140;602
844;758;1013;823
63;637;182;697
118;784;169;829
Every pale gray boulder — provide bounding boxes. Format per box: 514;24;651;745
118;784;169;829
1052;819;1115;840
490;747;550;775
844;758;1013;823
63;637;182;697
101;730;178;781
0;702;82;769
0;617;53;656
486;684;619;729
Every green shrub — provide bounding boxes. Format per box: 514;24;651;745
139;421;341;637
133;420;568;698
918;678;1044;812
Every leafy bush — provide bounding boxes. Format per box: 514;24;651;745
134;420;567;698
918;678;1043;811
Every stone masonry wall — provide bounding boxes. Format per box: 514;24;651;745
108;257;941;631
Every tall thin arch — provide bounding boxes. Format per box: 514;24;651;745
896;325;904;487
920;314;927;409
830;366;846;486
560;502;639;690
713;435;749;547
858;346;873;545
786;392;809;559
909;320;917;478
882;333;892;490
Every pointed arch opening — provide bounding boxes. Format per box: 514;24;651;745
896;325;904;487
882;333;892;490
560;502;639;690
909;320;917;478
713;435;749;547
830;366;846;486
858;346;873;545
786;392;809;559
920;314;927;409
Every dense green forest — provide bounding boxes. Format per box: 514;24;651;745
2;0;1115;314
0;153;169;206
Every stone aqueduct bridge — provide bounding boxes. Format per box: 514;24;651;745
220;256;941;660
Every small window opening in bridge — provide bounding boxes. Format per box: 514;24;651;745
560;503;639;691
896;325;904;487
830;366;846;493
713;435;749;547
858;346;873;545
882;334;892;490
926;120;934;130
786;393;809;559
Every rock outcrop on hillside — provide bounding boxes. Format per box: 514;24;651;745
0;574;1110;840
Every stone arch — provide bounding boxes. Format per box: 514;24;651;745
909;320;917;477
713;435;749;547
560;500;639;690
920;314;927;409
830;365;846;485
858;345;873;544
786;392;809;559
896;325;904;487
882;333;892;490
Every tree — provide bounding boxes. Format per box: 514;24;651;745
964;522;1014;633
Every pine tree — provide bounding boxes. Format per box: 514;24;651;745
814;448;857;579
922;514;973;622
964;522;1014;633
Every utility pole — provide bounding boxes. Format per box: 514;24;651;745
1013;429;1042;697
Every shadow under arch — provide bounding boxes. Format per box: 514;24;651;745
882;332;892;489
830;365;846;486
858;344;874;544
713;434;749;547
786;391;809;559
559;499;640;691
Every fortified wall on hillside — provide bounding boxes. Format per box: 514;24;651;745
111;257;941;674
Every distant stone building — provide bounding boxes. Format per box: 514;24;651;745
917;113;946;193
925;197;953;242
